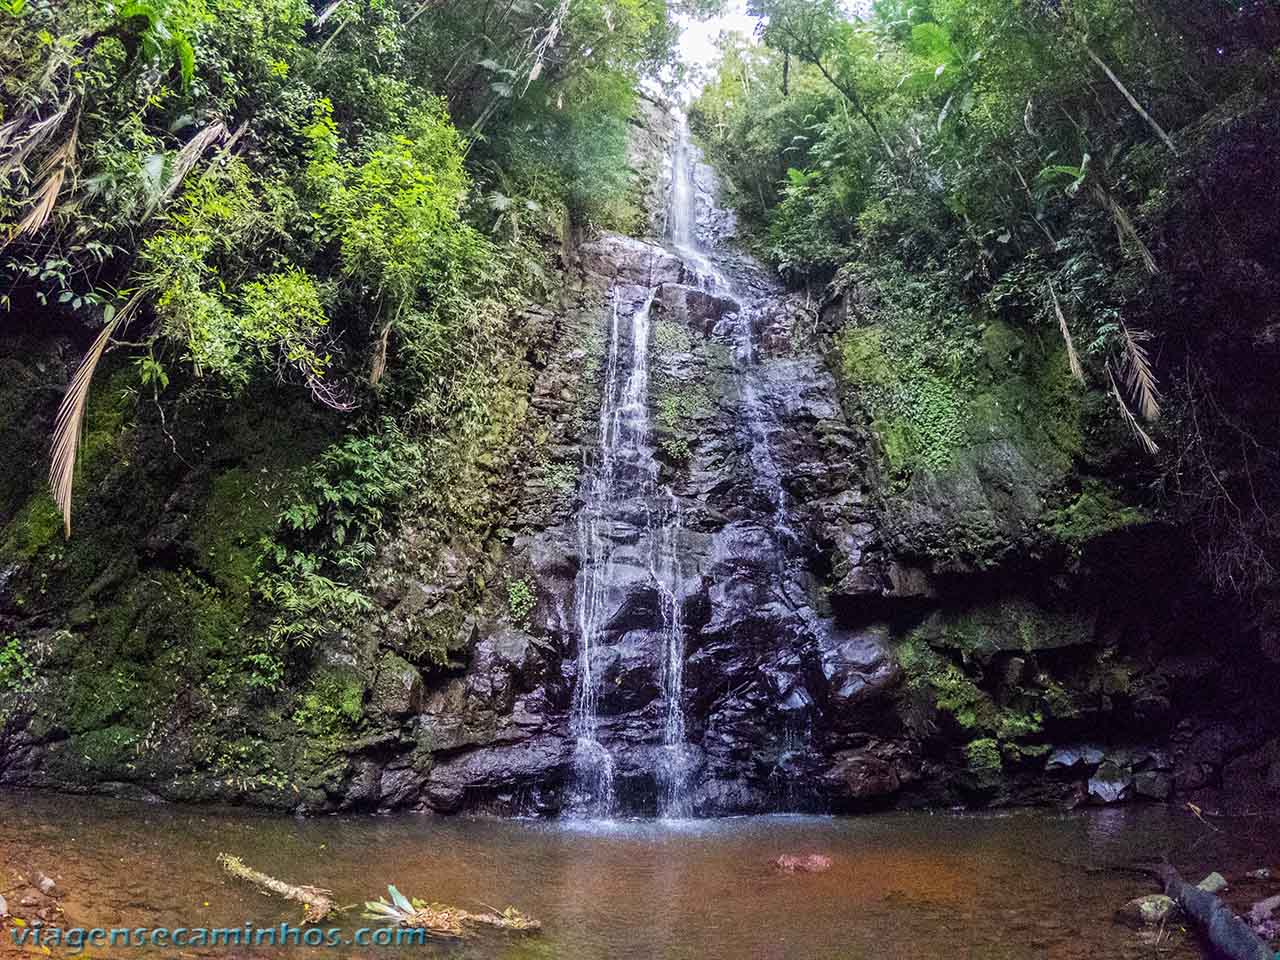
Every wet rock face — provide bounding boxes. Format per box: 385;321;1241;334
389;126;919;817
340;105;1280;820
6;101;1276;818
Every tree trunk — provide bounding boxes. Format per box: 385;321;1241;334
1155;863;1273;960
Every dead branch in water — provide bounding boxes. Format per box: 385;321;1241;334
363;885;540;938
1149;861;1273;960
217;853;336;922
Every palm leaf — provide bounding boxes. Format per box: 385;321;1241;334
49;292;143;537
0;103;70;176
1106;362;1159;455
153;119;227;210
6;114;79;244
388;885;414;913
1119;322;1160;421
1046;279;1084;384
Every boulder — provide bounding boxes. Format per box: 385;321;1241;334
822;741;914;800
817;624;900;710
370;653;422;718
1088;761;1133;803
1047;744;1105;772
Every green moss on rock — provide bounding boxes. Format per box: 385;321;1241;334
1045;481;1148;545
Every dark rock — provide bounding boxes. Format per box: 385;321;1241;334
1046;744;1105;772
818;624;900;710
1133;770;1174;800
370;653;422;718
1088;761;1132;803
822;741;915;800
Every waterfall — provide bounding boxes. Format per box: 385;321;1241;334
571;289;659;818
654;490;690;818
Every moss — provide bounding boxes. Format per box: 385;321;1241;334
191;467;292;603
0;492;63;561
77;367;135;479
654;319;692;354
980;320;1023;372
1030;348;1085;462
653;383;711;464
293;668;366;740
963;737;1002;787
838;326;894;389
923;600;1093;657
1045;481;1147;545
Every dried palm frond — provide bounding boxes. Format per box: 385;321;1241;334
1083;45;1177;155
523;0;569;92
369;321;392;385
1046;279;1084;384
154;119;228;209
1091;183;1158;275
1107;362;1159;455
314;0;342;26
0;103;70;177
1118;321;1161;421
0;117;25;153
7;114;79;244
49;292;143;537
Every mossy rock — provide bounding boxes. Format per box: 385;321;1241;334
911;599;1095;657
1044;481;1148;546
370;652;423;719
980;320;1024;373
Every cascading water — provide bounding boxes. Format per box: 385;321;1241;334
653;490;690;818
568;123;708;820
571;290;658;817
570;115;807;820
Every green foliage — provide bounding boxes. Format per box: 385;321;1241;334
833;270;981;479
0;636;34;692
260;423;423;650
694;0;1279;476
507;578;535;627
654;384;710;463
963;737;1002;787
292;669;364;738
1045;481;1148;546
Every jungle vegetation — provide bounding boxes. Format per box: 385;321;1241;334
691;0;1280;616
0;0;718;679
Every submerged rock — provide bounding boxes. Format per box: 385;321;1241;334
773;854;832;874
1116;894;1177;927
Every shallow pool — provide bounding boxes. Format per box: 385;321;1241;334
1;792;1275;958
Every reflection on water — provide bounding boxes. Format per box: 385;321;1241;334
1;792;1274;959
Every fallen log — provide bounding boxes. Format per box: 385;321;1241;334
217;853;336;922
1154;863;1273;960
363;885;540;938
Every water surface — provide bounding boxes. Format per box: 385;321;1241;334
2;793;1274;959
